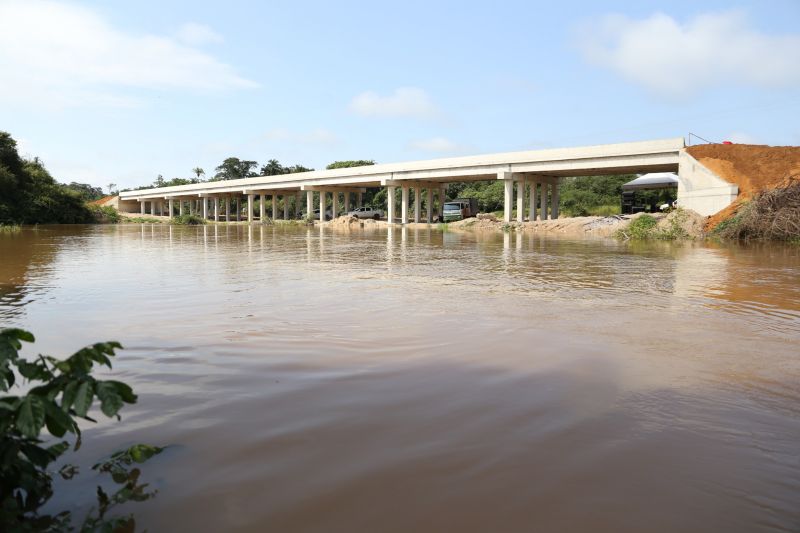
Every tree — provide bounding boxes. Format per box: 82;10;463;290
326;160;375;170
0;131;95;224
260;159;284;176
107;183;117;195
192;167;205;180
213;158;257;181
62;182;104;202
154;175;165;187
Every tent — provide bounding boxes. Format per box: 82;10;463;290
622;172;679;191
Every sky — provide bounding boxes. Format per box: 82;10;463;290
0;0;799;191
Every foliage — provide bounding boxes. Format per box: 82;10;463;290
615;210;690;241
212;158;258;181
1;224;22;233
87;205;120;224
191;168;204;180
0;328;162;531
713;182;800;242
171;214;206;225
0;132;95;225
326;160;375;170
617;214;657;240
121;217;163;224
62;183;105;202
260;160;313;176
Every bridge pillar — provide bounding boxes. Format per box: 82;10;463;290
529;181;538;221
225;196;230;221
502;175;513;223
426;188;433;223
168;199;174;217
516;181;525;223
551;182;559;219
283;196;289;220
401;186;409;224
539;182;547;221
258;194;264;221
439;186;446;219
140;201;145;215
413;187;421;223
247;194;254;223
214;197;219;222
306;190;314;220
202;198;208;219
332;192;339;220
357;192;363;208
296;192;302;218
387;187;396;224
272;195;278;220
319;191;326;221
344;192;350;214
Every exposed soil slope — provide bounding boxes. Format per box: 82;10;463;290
686;144;800;229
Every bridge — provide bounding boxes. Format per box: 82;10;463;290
118;138;737;222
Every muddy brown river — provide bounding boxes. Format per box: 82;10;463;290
2;224;799;532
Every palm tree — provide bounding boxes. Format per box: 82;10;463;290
192;167;205;181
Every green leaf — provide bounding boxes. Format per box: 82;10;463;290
73;380;94;417
20;443;54;468
107;380;137;404
129;444;163;463
44;400;75;437
96;382;123;418
61;380;78;411
16;396;46;439
1;328;35;343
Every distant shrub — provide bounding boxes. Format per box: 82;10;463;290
171;214;206;225
714;183;800;242
87;204;120;223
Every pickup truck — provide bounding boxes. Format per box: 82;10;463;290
347;206;384;220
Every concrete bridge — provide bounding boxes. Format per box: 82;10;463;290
119;138;737;222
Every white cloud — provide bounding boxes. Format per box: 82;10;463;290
0;0;257;109
349;87;441;119
176;22;224;46
263;128;339;145
408;137;470;154
576;11;800;98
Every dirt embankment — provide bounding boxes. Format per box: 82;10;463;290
686;144;800;230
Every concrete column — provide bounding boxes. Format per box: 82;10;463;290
225;196;231;221
551;181;559;220
344;192;350;214
426;188;433;223
540;182;548;221
283;196;289;220
503;179;513;223
140;201;145;215
439;187;446;218
332;192;339;219
259;194;265;221
272;195;278;219
357;192;363;208
214;197;219;222
247;194;254;223
296;192;302;218
179;201;185;216
233;198;238;221
529;181;538;221
202;198;208;219
318;191;326;221
387;187;396;224
168;199;174;217
413;187;421;223
516;181;525;223
306;191;314;219
401;186;409;224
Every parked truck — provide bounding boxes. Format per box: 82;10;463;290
442;198;479;222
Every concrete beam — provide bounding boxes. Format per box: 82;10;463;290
300;185;367;193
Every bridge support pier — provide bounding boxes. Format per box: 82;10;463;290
413;187;421;223
247;194;254;223
319;191;326;222
539;183;547;221
202;198;208;219
272;195;278;220
283;196;289;220
426;188;433;223
332;192;339;220
502;173;514;223
344;192;350;214
387;187;396;224
401;186;409;225
214;197;219;222
516;181;525;223
551;182;559;219
529;181;537;221
306;190;314;220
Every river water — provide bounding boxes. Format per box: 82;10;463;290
1;224;799;532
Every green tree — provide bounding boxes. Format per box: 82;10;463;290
260;159;284;176
213;158;257;181
192;167;205;180
326;160;375;170
107;183;117;195
62;182;105;202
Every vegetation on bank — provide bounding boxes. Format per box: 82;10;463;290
712;182;800;243
0;328;161;531
615;209;692;241
171;214;206;225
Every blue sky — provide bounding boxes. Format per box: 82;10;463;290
1;0;798;190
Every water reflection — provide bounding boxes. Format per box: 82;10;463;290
3;224;800;532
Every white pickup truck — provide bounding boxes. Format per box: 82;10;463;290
347;206;384;220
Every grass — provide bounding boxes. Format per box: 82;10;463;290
436;222;449;231
586;204;621;216
615;209;690;241
0;224;21;233
87;204;121;223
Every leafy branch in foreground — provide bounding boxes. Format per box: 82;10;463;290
0;328;162;532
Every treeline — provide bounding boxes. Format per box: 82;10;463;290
0;132;98;224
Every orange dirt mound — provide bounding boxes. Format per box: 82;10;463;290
686;144;800;230
90;195;117;205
